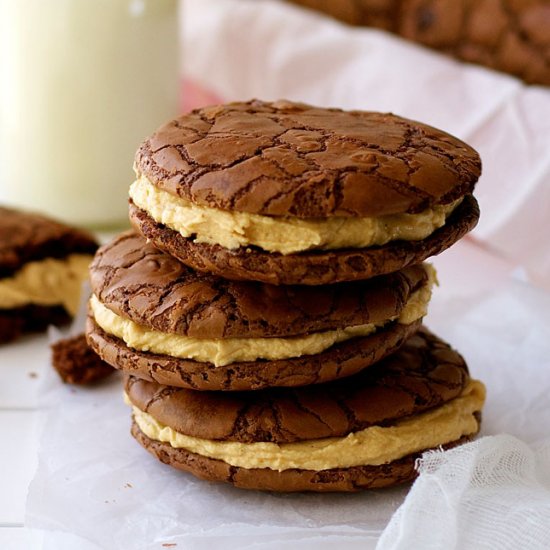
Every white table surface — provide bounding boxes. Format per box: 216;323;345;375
0;333;48;549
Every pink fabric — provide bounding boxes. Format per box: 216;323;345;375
181;78;225;112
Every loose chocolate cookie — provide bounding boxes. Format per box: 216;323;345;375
130;100;480;284
125;328;485;491
0;206;97;343
87;232;431;390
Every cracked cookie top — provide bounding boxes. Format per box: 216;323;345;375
90;231;430;338
135;100;481;218
124;327;471;443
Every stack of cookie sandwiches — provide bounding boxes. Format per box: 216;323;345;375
87;100;486;492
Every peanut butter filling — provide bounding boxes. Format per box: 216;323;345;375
130;176;461;255
91;266;435;366
127;379;486;471
0;254;93;315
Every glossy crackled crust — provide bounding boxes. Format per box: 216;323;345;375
87;316;421;391
90;231;429;338
129;194;479;285
135;100;481;218
121;328;469;442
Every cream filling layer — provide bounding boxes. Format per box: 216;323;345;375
0;254;93;315
130;176;461;255
128;379;485;471
90;265;434;367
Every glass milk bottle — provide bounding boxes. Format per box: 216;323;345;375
0;0;179;228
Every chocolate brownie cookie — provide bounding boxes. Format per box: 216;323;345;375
287;0;550;87
125;328;486;491
0;206;97;343
87;232;433;390
130;100;480;285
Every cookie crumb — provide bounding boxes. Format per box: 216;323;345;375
28;371;38;378
162;544;177;548
51;333;114;385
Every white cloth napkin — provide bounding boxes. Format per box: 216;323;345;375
377;435;550;550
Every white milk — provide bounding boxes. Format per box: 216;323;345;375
0;0;179;228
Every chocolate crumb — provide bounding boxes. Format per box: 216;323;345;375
51;333;114;385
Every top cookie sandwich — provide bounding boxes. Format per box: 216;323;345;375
0;206;97;343
130;100;481;285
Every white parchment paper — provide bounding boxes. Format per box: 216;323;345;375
25;241;550;549
26;373;400;550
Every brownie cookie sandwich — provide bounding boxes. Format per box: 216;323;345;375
124;328;486;492
87;232;435;391
130;100;481;285
0;206;97;343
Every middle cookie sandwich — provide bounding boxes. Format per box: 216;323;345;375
87;232;435;391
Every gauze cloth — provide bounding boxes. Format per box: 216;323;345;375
377;435;550;550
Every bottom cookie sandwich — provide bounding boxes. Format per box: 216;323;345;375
124;328;485;492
